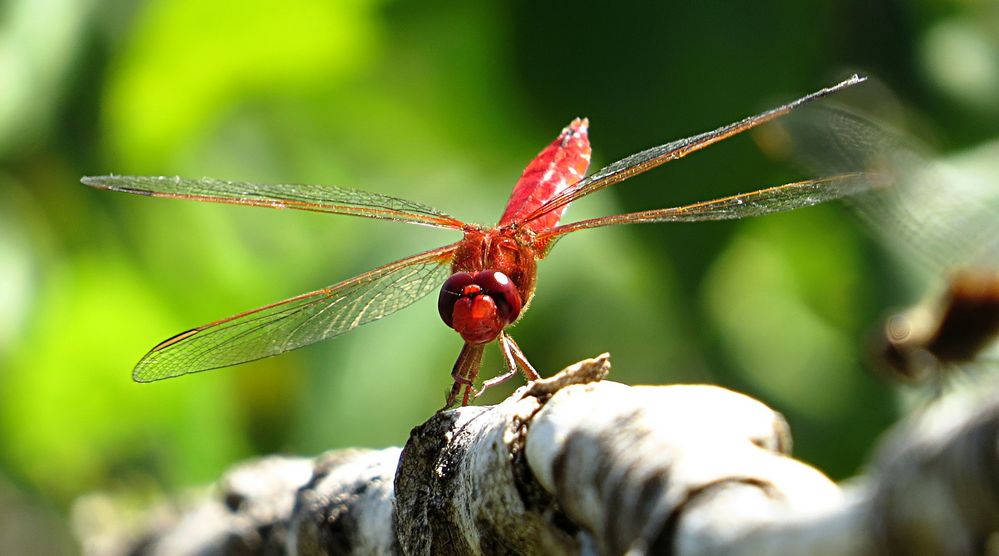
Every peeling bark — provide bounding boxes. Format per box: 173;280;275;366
76;355;999;556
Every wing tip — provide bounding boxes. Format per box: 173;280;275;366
81;175;182;195
80;175;111;188
823;74;867;97
131;371;157;383
132;360;168;383
131;328;203;383
132;360;193;383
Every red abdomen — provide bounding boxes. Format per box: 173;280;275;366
498;118;591;232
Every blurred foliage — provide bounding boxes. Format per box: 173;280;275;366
1;0;997;552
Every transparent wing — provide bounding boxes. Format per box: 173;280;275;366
538;174;867;239
517;75;866;227
765;105;999;274
82;175;466;230
133;242;460;382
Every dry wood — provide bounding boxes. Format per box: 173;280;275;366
76;355;999;555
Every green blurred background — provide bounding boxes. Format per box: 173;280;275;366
1;0;997;552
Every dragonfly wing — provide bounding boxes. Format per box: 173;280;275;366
765;105;999;273
133;242;460;382
82;175;466;230
518;75;866;227
539;174;869;239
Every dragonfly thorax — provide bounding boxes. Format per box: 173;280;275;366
438;271;523;344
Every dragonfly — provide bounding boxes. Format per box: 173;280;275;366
761;97;999;385
84;74;868;407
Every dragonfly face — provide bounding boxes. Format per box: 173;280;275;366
438;270;523;344
82;75;870;407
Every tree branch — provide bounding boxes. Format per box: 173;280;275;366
77;355;999;555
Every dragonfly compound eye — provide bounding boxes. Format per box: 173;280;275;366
438;270;523;344
439;272;476;328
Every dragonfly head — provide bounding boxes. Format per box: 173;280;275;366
438;270;522;344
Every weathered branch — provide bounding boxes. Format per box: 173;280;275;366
77;355;999;555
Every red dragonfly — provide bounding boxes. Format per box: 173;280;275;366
84;75;866;406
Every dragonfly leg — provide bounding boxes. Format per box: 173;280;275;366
477;333;521;397
477;333;541;398
444;343;484;408
503;333;540;381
